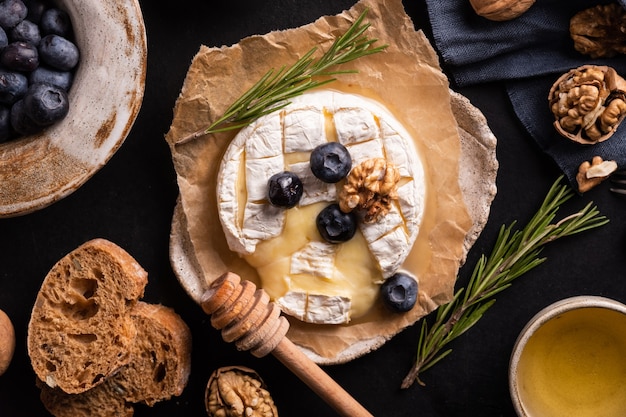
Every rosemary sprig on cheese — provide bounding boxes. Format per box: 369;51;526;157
401;177;609;389
176;8;387;145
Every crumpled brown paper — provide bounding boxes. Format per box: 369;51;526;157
165;0;473;362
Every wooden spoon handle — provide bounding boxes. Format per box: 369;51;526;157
273;337;374;417
201;272;374;417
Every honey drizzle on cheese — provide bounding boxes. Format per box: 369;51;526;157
331;84;437;284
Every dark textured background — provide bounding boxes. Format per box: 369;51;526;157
2;1;626;416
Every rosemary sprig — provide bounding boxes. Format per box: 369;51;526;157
401;176;609;389
176;8;387;145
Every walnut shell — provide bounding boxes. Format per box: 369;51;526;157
548;65;626;144
570;3;626;59
469;0;535;21
206;366;278;417
0;309;15;376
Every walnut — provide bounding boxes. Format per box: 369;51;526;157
549;65;626;144
338;158;400;224
206;366;278;417
0;309;15;376
576;156;617;193
570;3;626;59
468;0;535;21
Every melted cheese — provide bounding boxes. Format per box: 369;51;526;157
216;90;426;323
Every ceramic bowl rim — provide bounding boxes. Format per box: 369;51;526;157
508;295;626;417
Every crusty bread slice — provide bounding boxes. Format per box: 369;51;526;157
111;301;192;406
38;378;134;417
38;301;192;417
27;238;148;394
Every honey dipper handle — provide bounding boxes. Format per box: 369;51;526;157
272;337;374;417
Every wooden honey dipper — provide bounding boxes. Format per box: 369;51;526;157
200;272;374;417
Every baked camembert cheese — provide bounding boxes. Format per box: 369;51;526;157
216;90;426;324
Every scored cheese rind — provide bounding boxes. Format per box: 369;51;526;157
245;155;284;202
284;107;327;153
277;291;351;325
245;116;283;158
287;161;337;206
344;138;385;166
290;241;336;279
333;106;380;145
216;90;426;324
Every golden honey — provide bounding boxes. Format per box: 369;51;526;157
515;307;626;417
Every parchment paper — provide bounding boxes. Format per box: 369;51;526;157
165;0;474;361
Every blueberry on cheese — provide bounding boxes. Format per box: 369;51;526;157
216;90;425;324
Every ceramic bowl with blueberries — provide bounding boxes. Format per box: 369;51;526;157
0;0;146;217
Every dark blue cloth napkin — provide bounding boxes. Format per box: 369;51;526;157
424;0;626;190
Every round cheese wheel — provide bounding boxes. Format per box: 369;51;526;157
216;90;425;324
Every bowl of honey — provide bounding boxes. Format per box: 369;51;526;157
509;296;626;417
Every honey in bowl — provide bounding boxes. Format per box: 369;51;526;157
510;296;626;417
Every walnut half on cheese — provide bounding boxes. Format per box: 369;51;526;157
216;90;426;324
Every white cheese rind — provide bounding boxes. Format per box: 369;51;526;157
345;138;385;166
290;241;336;279
245;155;284;202
245;116;283;158
217;90;426;323
333;106;379;145
277;291;351;325
242;202;284;241
305;294;351;324
284;107;326;153
288;161;337;206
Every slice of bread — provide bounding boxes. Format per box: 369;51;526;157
38;301;192;417
38;378;134;417
27;238;149;394
110;301;192;406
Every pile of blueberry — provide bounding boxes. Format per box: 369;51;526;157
0;0;79;143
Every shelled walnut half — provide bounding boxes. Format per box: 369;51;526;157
339;158;400;224
206;366;278;417
576;156;617;193
549;65;626;144
570;3;626;59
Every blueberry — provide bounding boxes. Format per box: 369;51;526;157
316;203;357;243
10;97;40;135
380;272;418;313
0;105;13;142
22;82;68;126
24;0;46;24
0;26;7;48
38;34;78;71
29;65;72;91
0;0;27;29
267;171;303;208
10;18;40;45
0;70;27;104
310;142;352;183
1;40;38;71
39;7;70;37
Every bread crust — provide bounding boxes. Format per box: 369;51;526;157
38;301;192;416
118;301;192;405
27;238;148;394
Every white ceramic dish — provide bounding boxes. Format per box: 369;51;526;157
0;0;146;218
510;296;626;417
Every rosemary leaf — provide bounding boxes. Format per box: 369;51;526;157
400;176;609;389
176;8;388;145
